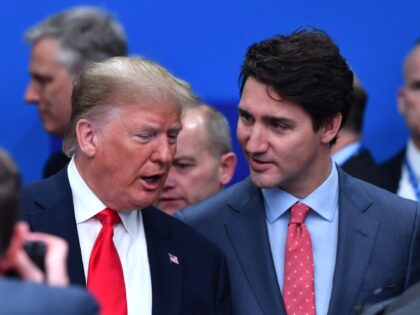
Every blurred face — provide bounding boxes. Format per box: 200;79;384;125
156;112;223;214
24;37;73;136
77;102;182;211
399;46;420;140
237;77;335;198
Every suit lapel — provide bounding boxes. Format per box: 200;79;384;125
25;170;86;286
225;180;285;315
327;170;379;315
143;207;182;315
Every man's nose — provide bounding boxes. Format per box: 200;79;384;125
24;81;41;105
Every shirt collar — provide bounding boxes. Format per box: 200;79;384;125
263;161;339;223
332;141;361;166
67;157;140;239
407;139;420;177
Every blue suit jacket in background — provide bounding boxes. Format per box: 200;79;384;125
0;277;98;315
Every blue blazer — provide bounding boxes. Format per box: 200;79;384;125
176;168;420;315
0;277;98;315
21;169;231;315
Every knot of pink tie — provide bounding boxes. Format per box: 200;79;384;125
289;202;310;224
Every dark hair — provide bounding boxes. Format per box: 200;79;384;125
343;79;368;134
0;149;21;256
239;27;353;143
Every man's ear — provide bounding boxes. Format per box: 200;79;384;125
397;87;407;116
76;119;98;158
0;222;27;271
320;113;342;144
218;152;237;187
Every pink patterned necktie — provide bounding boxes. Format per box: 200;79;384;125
87;208;127;315
283;202;316;315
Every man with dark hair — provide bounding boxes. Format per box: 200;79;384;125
156;104;237;215
331;77;392;190
24;6;127;178
176;29;420;315
381;41;420;201
0;148;98;315
22;56;231;315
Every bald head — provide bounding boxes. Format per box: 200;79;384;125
156;104;237;215
398;44;420;147
403;45;420;84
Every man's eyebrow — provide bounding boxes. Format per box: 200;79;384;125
263;116;294;125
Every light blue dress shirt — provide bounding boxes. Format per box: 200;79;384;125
332;141;362;166
263;162;339;315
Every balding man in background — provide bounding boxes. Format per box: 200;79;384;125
24;6;127;178
156;104;237;215
381;40;420;200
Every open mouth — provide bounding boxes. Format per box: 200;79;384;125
141;175;162;190
143;175;160;183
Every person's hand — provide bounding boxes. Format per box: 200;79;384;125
11;221;69;286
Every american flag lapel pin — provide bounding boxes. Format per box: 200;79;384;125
168;253;179;265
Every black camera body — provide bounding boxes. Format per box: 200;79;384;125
23;240;46;272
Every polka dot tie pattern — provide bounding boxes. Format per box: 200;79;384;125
87;208;127;315
283;202;315;315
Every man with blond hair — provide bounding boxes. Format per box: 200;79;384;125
22;56;231;315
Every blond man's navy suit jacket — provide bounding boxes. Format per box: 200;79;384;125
21;168;231;315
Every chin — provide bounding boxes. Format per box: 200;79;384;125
250;173;281;189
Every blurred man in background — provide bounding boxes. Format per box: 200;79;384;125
156;104;237;215
24;6;127;178
381;40;420;201
0;148;98;315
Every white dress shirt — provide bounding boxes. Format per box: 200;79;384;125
397;139;420;201
68;158;152;315
264;161;339;315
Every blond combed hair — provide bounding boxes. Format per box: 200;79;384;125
63;56;199;156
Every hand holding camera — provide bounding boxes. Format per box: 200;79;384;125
4;222;69;286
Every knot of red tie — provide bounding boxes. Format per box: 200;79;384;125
96;208;121;226
289;202;310;224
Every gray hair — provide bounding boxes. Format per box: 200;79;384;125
24;6;127;76
63;56;198;156
188;104;233;157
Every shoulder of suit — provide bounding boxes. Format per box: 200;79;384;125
0;278;98;314
176;178;256;225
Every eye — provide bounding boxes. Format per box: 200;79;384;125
168;130;180;144
32;74;53;87
135;133;153;143
270;120;287;131
172;160;195;172
238;109;254;125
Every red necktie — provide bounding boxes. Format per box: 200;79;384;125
283;202;316;315
87;208;127;315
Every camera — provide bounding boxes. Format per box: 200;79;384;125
23;240;46;272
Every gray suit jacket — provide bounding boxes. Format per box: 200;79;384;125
0;277;98;315
176;168;420;315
